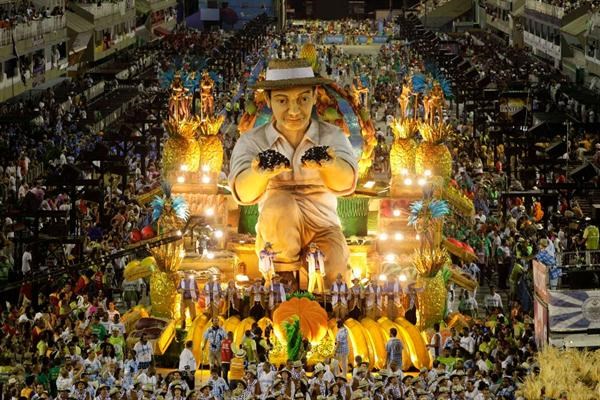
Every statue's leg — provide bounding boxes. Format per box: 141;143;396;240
310;226;349;284
256;190;302;263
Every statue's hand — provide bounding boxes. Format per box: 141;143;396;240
301;146;335;169
251;157;290;180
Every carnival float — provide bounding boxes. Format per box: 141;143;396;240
121;43;480;371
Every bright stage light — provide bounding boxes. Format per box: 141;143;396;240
403;178;412;186
176;176;185;184
201;165;210;173
415;234;421;241
400;168;408;176
424;169;432;177
206;252;215;260
399;273;407;282
379;274;387;282
205;207;215;217
417;178;427;186
352;268;362;279
214;230;224;238
176;230;182;236
379;233;389;241
384;254;396;263
180;164;189;172
394;232;404;241
235;274;249;282
393;209;401;217
201;175;211;184
363;180;376;189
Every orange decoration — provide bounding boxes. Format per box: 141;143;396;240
272;297;328;344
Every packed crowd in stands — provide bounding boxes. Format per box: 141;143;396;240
0;10;599;400
534;0;600;13
0;0;64;27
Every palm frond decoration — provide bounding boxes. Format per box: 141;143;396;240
172;197;190;222
286;291;316;301
424;63;453;100
412;73;427;93
408;199;449;224
150;182;190;223
283;316;302;361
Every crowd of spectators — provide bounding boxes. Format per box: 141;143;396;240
0;9;599;400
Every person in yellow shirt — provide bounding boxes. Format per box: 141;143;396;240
581;219;599;265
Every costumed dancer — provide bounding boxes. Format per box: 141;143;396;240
365;278;382;320
224;280;241;318
259;242;277;288
383;277;403;319
249;277;266;320
203;275;222;319
269;275;287;316
178;272;199;329
348;277;364;320
331;273;348;319
306;242;325;295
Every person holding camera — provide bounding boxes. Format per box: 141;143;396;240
179;340;197;389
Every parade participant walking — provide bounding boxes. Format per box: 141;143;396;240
133;333;154;370
203;318;227;369
385;328;403;370
334;319;350;377
331;273;348;319
179;340;196;389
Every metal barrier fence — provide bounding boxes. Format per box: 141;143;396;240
558;250;600;267
0;16;66;47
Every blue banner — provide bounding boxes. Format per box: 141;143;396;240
324;35;345;44
356;35;368;44
373;36;389;44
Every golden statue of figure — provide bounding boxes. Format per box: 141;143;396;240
350;76;369;108
169;73;192;123
428;82;445;125
229;59;357;285
398;79;412;119
200;70;215;118
149;184;190;319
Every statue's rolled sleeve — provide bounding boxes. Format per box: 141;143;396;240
320;122;359;197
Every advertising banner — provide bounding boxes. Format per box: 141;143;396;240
324;35;345;44
548;290;600;332
373;36;389;44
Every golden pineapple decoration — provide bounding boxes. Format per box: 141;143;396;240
390;118;417;175
415;121;452;181
300;43;319;72
198;115;225;174
163;118;202;174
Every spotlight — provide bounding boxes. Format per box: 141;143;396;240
205;207;215;217
214;230;224;238
206;252;215;260
403;178;412;186
415;234;421;241
379;274;387;281
176;230;182;236
399;273;407;282
180;164;189;172
393;209;401;217
424;169;432;177
363;180;376;189
235;274;249;282
201;175;211;184
379;233;389;241
394;232;404;241
352;268;362;278
176;176;185;184
417;178;427;186
384;254;396;263
201;165;210;173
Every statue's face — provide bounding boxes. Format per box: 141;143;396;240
267;86;316;133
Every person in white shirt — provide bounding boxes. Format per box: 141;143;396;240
133;334;154;369
22;247;32;275
178;340;196;389
484;287;503;312
257;361;276;394
459;328;476;355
